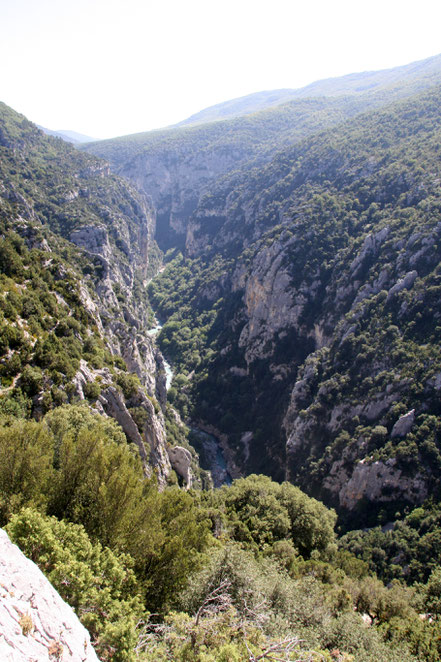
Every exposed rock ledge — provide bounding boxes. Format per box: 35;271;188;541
324;457;428;510
167;445;193;488
0;528;98;661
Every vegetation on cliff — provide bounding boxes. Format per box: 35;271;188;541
4;53;441;660
0;101;179;489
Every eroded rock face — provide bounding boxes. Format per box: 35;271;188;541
99;386;149;463
349;227;390;278
237;241;304;362
68;190;162;395
98;385;171;487
167;445;193;488
0;528;99;662
68;216;173;486
337;458;428;510
70;217;160;396
391;409;415;438
70;225;112;261
180;179;441;509
71;359;172;488
386;271;418;302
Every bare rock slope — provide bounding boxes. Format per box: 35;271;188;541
0;528;99;661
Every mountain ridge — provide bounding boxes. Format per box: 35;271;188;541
173;52;441;126
37;125;96;144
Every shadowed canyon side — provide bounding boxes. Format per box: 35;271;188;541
85;60;441;523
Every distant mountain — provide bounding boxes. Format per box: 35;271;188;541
37;126;96;143
175;52;441;126
83;52;441;252
173;89;302;126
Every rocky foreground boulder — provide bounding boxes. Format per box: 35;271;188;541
0;528;98;661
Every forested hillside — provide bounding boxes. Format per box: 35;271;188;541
4;53;441;661
0;101;177;484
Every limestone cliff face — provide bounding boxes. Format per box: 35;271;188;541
66;215;172;486
68;212;162;397
235;239;303;363
0;528;99;661
17;213;172;486
113;144;254;250
325;457;428;511
68;208;175;485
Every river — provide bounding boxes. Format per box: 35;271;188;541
148;315;232;487
147;318;173;388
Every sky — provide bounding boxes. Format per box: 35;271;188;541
1;0;441;140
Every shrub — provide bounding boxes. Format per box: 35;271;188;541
7;508;144;661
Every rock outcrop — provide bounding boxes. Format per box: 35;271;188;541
0;528;99;661
332;456;428;510
167;445;193;488
391;409;415;438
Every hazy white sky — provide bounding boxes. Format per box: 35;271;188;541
1;0;441;139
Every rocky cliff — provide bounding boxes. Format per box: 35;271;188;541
0;528;99;661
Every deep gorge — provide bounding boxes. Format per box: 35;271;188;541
3;52;441;661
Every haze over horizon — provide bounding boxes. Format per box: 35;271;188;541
1;0;441;140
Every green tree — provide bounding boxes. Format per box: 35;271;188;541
0;418;54;523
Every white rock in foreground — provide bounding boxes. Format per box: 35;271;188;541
0;528;99;661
